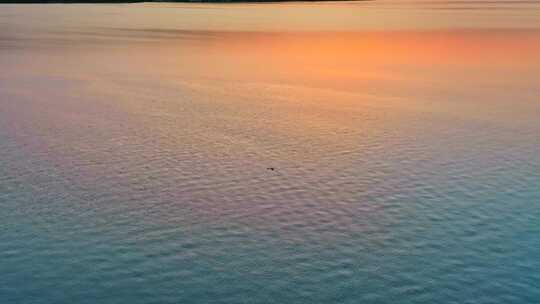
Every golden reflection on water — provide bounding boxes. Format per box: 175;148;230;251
27;27;528;143
132;29;540;104
2;4;540;131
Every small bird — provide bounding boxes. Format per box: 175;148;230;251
266;167;275;171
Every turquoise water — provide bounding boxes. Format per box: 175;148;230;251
1;1;540;303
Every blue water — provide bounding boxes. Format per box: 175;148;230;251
1;2;540;303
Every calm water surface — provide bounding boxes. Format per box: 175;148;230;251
1;1;540;303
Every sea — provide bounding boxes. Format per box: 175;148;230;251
1;1;540;303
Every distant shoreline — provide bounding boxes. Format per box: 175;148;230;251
0;0;368;3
